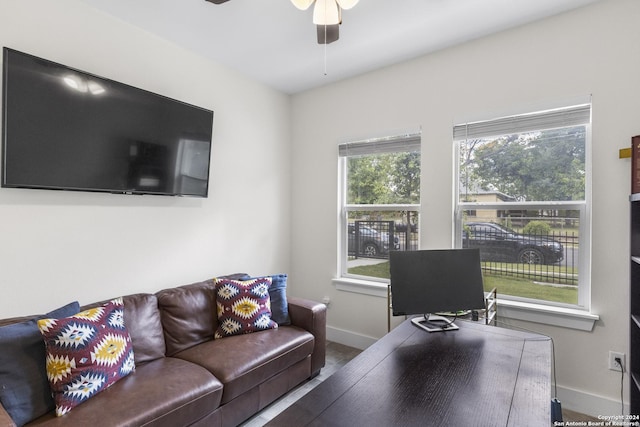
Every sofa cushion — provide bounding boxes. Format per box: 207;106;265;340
0;301;80;427
37;298;135;416
214;277;278;339
121;293;166;364
156;280;217;356
174;326;314;404
27;357;224;427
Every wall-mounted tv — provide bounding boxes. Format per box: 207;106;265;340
2;48;213;197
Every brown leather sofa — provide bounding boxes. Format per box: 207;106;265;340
0;278;326;427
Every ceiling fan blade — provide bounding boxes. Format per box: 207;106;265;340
205;0;230;4
336;0;359;10
317;24;339;44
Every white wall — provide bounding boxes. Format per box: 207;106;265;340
290;0;640;415
0;0;291;316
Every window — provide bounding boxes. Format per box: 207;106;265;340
454;104;591;309
338;132;421;281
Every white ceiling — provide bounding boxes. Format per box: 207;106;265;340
78;0;600;94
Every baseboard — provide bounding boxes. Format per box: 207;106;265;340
326;326;628;417
557;385;627;417
326;325;377;350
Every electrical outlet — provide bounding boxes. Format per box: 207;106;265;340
608;351;625;372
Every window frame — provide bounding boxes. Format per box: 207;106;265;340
337;132;421;282
453;104;592;311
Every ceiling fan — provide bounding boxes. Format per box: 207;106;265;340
204;0;359;44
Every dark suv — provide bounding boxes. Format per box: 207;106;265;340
348;223;400;258
462;222;564;265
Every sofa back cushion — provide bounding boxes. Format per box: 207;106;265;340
122;294;166;364
81;293;166;365
156;280;218;356
0;301;80;426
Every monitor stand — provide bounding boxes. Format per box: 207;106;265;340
411;314;459;333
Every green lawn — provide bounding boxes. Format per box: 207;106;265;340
482;274;577;304
348;261;577;305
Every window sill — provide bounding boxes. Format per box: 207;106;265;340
496;299;599;331
332;277;599;332
333;277;389;298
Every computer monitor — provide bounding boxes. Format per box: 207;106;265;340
389;249;485;332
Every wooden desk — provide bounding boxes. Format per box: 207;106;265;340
267;318;550;426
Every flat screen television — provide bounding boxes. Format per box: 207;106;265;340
389;249;486;332
2;47;213;197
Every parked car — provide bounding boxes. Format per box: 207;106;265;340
394;222;417;232
348;223;400;258
462;222;564;265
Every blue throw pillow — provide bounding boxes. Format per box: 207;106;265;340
268;274;291;326
240;274;291;326
0;301;80;426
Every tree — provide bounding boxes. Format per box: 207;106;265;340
462;126;585;201
347;152;420;205
388;151;420;204
347;155;390;204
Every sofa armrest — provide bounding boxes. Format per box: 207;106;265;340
287;297;326;377
0;404;16;427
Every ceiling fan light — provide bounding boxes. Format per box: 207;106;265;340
313;0;340;25
291;0;314;10
335;0;358;10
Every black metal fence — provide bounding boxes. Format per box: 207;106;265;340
349;221;418;259
348;220;578;286
462;227;578;286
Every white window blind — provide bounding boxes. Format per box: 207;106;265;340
453;104;591;141
338;133;421;157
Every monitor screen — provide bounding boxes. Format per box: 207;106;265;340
390;249;485;316
2;48;213;197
